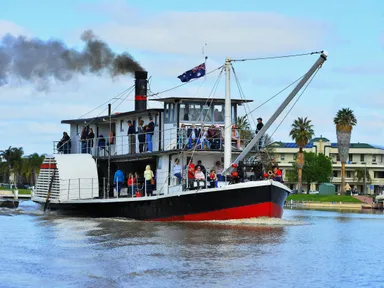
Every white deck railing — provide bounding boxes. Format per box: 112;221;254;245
53;127;261;156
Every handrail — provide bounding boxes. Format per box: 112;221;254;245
52;127;260;156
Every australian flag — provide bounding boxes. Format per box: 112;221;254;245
177;63;206;82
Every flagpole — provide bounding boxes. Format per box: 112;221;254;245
203;43;208;79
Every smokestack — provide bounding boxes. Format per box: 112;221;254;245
134;71;148;111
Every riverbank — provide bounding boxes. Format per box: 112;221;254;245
0;188;31;199
286;201;364;210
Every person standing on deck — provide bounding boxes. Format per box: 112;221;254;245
144;165;154;196
80;127;87;153
256;117;264;151
173;159;183;185
86;128;95;154
127;120;136;154
137;120;146;153
113;167;125;197
187;159;195;189
145;117;155;152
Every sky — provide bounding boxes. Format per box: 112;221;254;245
1;0;384;155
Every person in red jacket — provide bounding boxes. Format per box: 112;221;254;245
273;166;283;182
127;173;137;196
187;159;195;189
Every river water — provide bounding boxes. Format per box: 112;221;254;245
1;201;383;288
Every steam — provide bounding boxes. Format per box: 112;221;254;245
0;30;144;89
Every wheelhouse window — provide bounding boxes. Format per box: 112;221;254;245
120;120;124;132
213;104;224;122
349;154;353;162
360;154;365;162
373;155;376;162
201;104;212;122
232;104;237;124
189;104;202;122
164;103;170;123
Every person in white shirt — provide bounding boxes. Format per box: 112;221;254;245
194;166;205;180
173;158;182;184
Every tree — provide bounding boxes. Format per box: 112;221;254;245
22;153;45;186
334;108;357;195
353;167;371;193
236;115;253;145
289;117;315;193
0;146;24;185
285;151;333;192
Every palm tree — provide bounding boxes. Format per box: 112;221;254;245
27;153;45;186
334;108;357;194
289;117;315;193
0;146;24;186
236;116;253;145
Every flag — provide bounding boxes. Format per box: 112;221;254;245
177;63;206;82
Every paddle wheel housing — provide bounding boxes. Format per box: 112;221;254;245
34;154;99;201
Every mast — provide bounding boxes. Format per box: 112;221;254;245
228;51;328;171
224;58;232;175
107;103;111;198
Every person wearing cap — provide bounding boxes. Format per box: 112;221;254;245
145;117;155;152
256;117;264;151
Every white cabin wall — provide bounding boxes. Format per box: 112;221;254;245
115;118;128;155
155;156;170;194
163;123;178;150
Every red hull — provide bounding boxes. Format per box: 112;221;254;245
148;202;283;221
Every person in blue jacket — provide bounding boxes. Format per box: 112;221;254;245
114;167;125;197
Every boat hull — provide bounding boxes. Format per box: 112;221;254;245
0;199;19;209
33;182;289;221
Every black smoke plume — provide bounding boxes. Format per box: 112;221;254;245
0;30;144;88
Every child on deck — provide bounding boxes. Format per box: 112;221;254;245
209;169;218;188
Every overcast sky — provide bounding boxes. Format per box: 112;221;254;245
1;0;383;155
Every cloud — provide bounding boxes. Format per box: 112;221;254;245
0;74;138;154
0;20;29;37
79;4;332;57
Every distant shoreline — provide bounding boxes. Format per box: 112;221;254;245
286;201;364;210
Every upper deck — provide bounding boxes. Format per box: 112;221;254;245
54;96;256;158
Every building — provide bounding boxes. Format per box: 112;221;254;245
271;137;384;194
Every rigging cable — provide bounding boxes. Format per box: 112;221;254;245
232;51;324;62
79;86;135;128
148;65;224;99
78;85;135;119
268;66;321;140
231;65;257;128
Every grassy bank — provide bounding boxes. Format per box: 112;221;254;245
0;187;32;195
287;194;363;203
